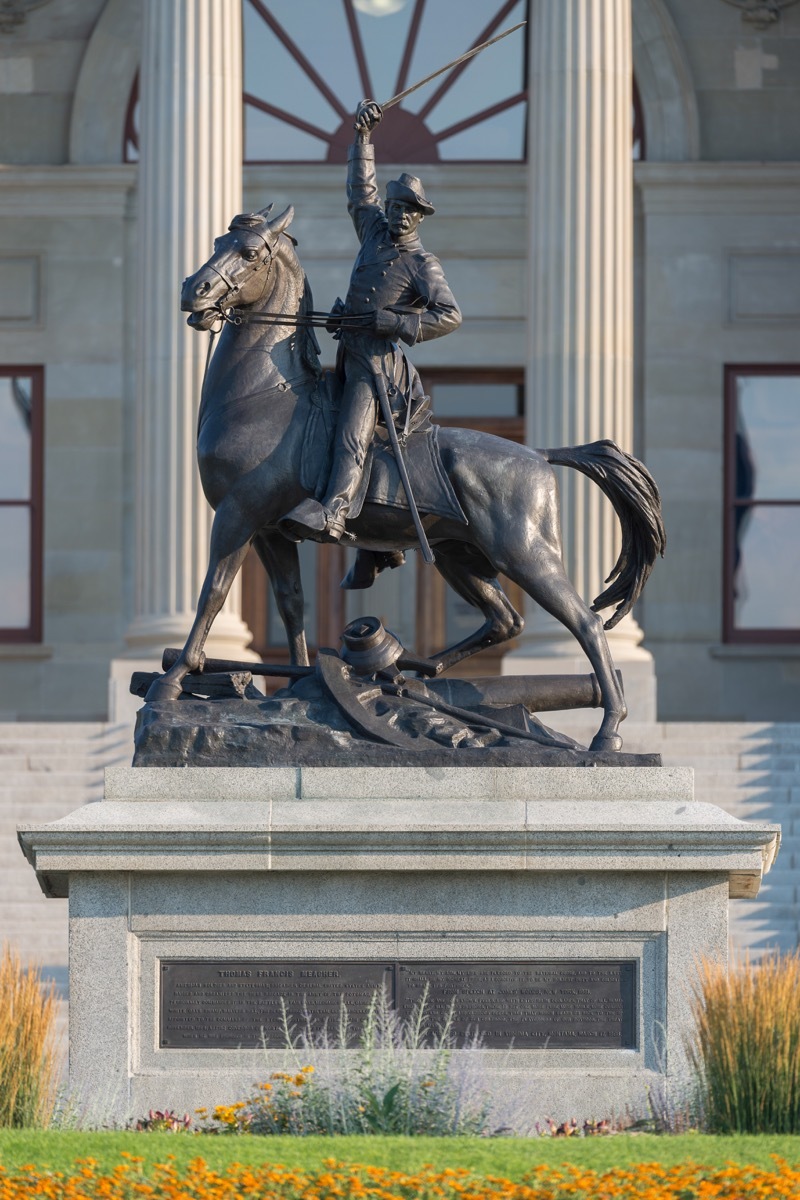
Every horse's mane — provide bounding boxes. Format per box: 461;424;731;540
298;272;323;381
278;233;322;381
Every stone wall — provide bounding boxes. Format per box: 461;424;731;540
0;165;133;719
639;162;800;720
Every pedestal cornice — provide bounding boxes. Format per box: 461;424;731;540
18;766;779;902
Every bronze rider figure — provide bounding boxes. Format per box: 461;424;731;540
279;98;462;560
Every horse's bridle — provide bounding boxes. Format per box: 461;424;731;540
205;226;278;321
200;222;376;342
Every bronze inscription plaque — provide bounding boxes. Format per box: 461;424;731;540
160;960;636;1050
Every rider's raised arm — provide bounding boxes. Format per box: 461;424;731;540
347;100;384;243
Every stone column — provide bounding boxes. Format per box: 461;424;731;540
505;0;655;720
122;0;254;662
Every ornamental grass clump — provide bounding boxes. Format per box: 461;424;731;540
689;951;800;1133
0;943;59;1128
198;985;498;1136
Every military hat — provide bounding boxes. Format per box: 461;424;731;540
385;172;434;215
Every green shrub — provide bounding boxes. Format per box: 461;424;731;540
0;943;59;1127
689;951;800;1133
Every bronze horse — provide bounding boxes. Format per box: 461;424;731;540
146;204;665;753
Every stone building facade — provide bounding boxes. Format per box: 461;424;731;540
1;0;799;724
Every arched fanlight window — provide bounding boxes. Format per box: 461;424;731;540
244;0;527;162
123;0;645;164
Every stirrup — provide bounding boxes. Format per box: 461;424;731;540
278;498;347;544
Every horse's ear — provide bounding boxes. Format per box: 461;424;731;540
257;203;274;218
268;205;294;235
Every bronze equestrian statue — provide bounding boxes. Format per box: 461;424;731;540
145;100;665;754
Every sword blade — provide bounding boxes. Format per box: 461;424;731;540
379;20;526;112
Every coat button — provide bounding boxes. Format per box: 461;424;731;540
370;286;376;292
364;297;371;303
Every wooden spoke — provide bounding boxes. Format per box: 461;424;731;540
433;91;526;144
247;0;349;120
393;0;426;96
343;0;374;100
417;0;521;120
244;93;333;144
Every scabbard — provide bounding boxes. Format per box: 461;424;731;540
374;372;435;565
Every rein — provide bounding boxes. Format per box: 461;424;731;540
224;307;373;330
199;301;363;393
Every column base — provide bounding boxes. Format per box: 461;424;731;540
110;613;260;729
503;615;657;724
123;611;259;662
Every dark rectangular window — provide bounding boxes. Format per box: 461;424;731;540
0;366;43;642
425;367;524;441
724;365;800;643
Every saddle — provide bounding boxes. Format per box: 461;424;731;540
299;362;467;526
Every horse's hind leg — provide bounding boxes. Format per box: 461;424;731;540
501;546;627;752
428;542;523;672
251;530;309;667
146;499;254;702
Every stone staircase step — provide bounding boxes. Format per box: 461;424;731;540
0;771;104;789
694;768;800;785
0;755;31;771
660;753;743;770
0;723;108;740
0;786;102;805
0;723;121;999
18;755;108;773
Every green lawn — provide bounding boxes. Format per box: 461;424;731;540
1;1131;800;1179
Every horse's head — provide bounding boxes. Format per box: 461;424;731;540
181;204;295;330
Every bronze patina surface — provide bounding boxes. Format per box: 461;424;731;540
160;959;636;1051
141;93;665;756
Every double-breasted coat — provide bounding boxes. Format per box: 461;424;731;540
321;141;462;513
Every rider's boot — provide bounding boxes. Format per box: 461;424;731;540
341;549;407;590
278;496;348;544
279;449;363;544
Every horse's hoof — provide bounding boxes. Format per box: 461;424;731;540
590;731;623;753
145;677;183;703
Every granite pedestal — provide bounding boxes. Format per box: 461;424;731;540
19;766;779;1126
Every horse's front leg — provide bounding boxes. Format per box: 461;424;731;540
252;530;309;666
145;500;254;702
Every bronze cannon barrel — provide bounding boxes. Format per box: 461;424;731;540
426;672;621;713
161;647;620;714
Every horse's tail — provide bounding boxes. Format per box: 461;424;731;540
542;439;666;630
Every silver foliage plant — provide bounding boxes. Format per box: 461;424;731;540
236;985;518;1136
